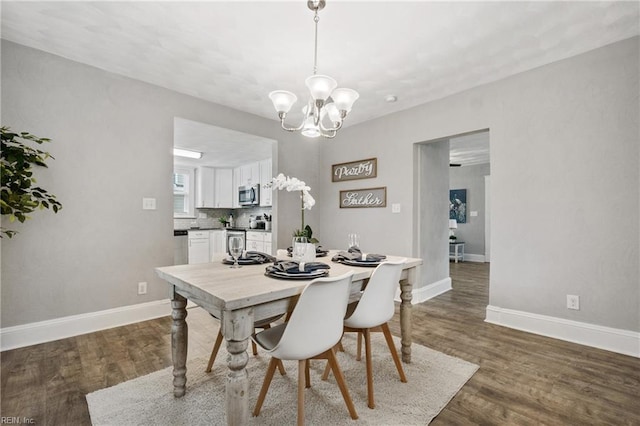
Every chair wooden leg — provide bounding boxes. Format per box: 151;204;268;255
253;358;279;417
381;323;407;383
277;359;286;376
298;360;306;426
356;331;362;361
252;340;258;356
205;329;224;373
327;349;359;420
305;359;311;388
364;328;375;409
321;345;338;381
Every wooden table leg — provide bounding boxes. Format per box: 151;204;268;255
171;291;188;397
223;308;253;426
399;269;415;364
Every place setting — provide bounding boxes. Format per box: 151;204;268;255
222;235;275;268
265;236;331;280
331;233;387;267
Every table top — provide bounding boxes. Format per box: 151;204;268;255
156;250;422;312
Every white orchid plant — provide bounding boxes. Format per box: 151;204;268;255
271;173;318;243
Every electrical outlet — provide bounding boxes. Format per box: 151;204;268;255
391;203;401;213
567;294;579;310
138;282;148;295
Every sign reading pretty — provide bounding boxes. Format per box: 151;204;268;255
332;158;377;182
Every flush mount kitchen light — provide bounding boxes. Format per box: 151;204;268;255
268;0;359;139
173;148;202;159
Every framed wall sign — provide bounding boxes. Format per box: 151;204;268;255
449;189;467;223
332;157;377;182
339;187;387;208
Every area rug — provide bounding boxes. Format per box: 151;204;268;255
87;333;478;425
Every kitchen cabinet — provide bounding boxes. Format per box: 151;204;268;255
197;167;233;208
232;167;241;208
259;158;272;207
196;166;215;208
214;168;233;208
188;230;210;264
210;230;227;257
246;231;272;254
237;162;260;187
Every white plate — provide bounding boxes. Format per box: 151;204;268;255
340;259;382;267
267;269;329;280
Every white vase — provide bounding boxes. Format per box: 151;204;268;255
302;243;316;262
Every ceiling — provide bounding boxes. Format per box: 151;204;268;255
1;1;637;166
173;118;274;168
450;131;490;167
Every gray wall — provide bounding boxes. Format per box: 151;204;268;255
317;37;639;332
0;40;322;327
450;163;490;256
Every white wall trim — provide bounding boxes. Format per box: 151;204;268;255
395;277;452;304
1;299;172;352
463;253;486;263
486;305;640;358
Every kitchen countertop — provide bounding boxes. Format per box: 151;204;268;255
174;227;271;232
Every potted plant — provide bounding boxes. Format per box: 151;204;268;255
1;127;62;238
271;173;318;260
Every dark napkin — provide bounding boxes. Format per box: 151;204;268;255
266;260;331;275
331;246;387;263
223;251;276;265
286;245;329;255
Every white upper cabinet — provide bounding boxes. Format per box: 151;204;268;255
197;167;234;209
236;162;260;187
196;166;215;208
232;167;241;208
214;168;233;208
259;158;272;207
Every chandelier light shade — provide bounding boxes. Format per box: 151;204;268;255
268;0;359;139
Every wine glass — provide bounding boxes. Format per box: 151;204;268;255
229;236;244;269
292;236;308;262
348;233;360;250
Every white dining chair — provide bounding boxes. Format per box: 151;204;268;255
205;314;285;375
323;259;407;409
251;272;358;426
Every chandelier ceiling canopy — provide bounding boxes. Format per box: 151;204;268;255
268;0;359;139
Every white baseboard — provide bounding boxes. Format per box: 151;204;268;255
1;299;173;352
486;305;640;358
463;253;485;262
395;277;452;304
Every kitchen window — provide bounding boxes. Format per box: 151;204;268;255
174;166;195;218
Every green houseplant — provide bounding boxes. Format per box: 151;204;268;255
1;126;62;238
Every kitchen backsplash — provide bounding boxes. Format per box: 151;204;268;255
174;206;272;230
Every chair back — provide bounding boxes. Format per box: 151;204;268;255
344;259;406;329
269;272;354;360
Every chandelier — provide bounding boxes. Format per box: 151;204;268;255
268;0;359;139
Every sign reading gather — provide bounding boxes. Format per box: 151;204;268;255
339;187;387;209
332;158;377;182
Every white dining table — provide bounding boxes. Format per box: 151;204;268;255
155;250;422;425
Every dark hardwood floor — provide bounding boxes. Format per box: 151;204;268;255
2;262;639;425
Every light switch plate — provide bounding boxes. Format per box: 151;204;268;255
470;211;478;217
392;203;401;213
142;197;156;210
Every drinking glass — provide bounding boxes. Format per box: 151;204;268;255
348;233;360;249
229;236;244;268
292;236;308;262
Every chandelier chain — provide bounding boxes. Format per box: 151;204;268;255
313;10;319;75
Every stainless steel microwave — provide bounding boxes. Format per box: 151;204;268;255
238;185;259;206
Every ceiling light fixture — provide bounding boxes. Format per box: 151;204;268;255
173;148;202;159
268;0;359;139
